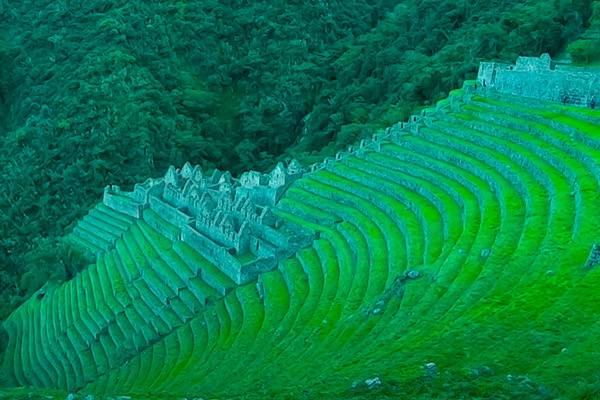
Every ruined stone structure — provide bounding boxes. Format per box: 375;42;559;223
95;160;312;284
478;53;600;106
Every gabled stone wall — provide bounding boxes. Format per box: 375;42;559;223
100;161;313;284
478;53;600;107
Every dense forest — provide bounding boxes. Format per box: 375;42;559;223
0;0;596;320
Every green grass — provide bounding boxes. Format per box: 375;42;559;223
342;158;442;265
8;79;600;400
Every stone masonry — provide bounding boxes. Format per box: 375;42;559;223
103;160;314;284
477;53;600;107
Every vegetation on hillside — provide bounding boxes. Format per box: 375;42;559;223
0;0;594;359
568;1;600;64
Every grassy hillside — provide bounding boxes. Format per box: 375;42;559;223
0;1;599;398
4;84;600;399
0;0;594;318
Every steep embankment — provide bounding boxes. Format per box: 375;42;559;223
3;79;600;399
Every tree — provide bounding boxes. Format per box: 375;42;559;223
568;39;600;65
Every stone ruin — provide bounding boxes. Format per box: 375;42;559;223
477;53;600;107
585;243;600;269
102;160;313;284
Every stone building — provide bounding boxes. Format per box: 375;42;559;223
102;160;313;284
477;53;600;106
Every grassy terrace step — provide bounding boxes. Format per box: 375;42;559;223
172;242;236;296
273;209;354;306
136;221;191;295
82;215;124;239
191;266;286;391
432;96;600;368
26;306;52;387
481;90;600;128
356;151;466;245
108;258;286;395
259;250;320;353
382;163;564;338
338;123;552;380
472;93;600;177
464;99;600;240
422;118;571;246
203;252;320;393
408;133;547;300
72;226;112;253
253;210;356;390
158;295;236;392
354;144;523;376
337;151;474;364
76;220;117;247
279;240;342;379
430;105;585;300
317;166;422;272
470;95;600;174
127;225;182;304
124;312;217;395
392;131;551;278
154;284;266;394
225;269;291;392
9;76;600;398
4;207;247;393
459;101;596;187
89;205;134;230
69;203;136;255
442;106;579;235
282;206;373;369
226;256;312;390
117;233;182;330
466;96;600;234
375;144;499;318
277;193;342;228
84;265;115;329
342;154;468;324
291;181;385;308
273;208;355;321
199;237;350;395
68;233;105;256
303;167;475;364
258;247;328;381
42;294;69;389
343;156;446;263
293;169;410;285
298;112;552;388
142;208;182;241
